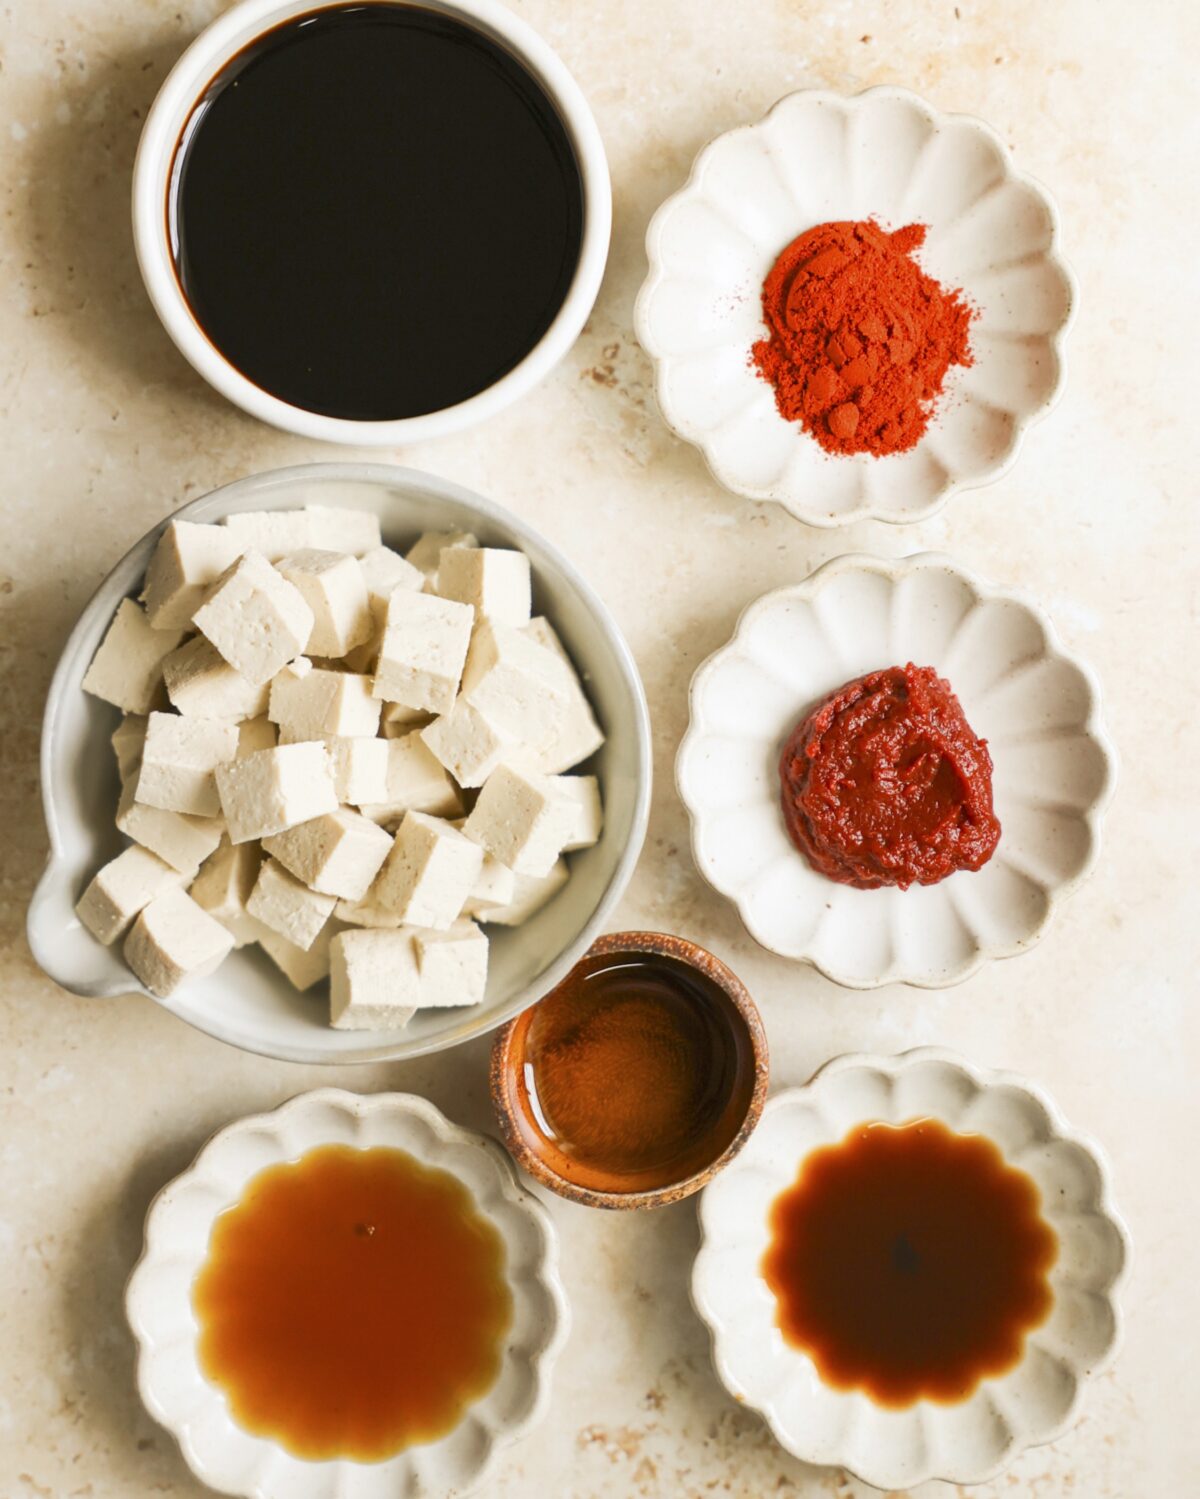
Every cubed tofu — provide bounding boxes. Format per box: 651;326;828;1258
193;551;313;686
257;919;341;992
459;618;570;751
420;697;516;788
522;615;571;663
413;920;488;1007
468;858;569;925
246;858;336;951
215;742;338;844
189;840;262;947
134;712;239;817
222;508;313;562
435;547;531;626
82;599;183;715
324;735;389;805
463;845;517;911
330;929;421;1029
508;618;605;773
276;549;373;657
237;715;278;758
333;893;406;929
358;545;423;622
162;636;272;722
123;887;235;997
269;663;381;741
358;732;462;824
304;504;382;556
117;778;224;875
262;808;393;901
554;774;603;850
141;520;240;630
75;846;186;945
404;529;478;577
111;714;149;785
372;589;474;714
372;812;482;929
462;765;574;877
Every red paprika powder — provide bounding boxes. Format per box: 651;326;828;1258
751;220;975;457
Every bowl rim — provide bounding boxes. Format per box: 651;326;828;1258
633;83;1079;528
28;460;653;1063
131;0;612;445
675;550;1119;989
489;930;770;1209
125;1086;571;1497
691;1045;1133;1489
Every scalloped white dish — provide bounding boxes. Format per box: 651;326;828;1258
635;87;1076;527
676;553;1116;989
693;1048;1130;1490
126;1089;569;1499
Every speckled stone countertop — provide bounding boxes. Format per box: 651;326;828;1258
1;2;1196;1495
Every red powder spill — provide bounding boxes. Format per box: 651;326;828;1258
751;220;975;457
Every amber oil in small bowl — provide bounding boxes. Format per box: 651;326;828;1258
491;932;769;1209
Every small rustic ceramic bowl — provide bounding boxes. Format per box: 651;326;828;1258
490;931;769;1210
692;1048;1130;1490
635;86;1076;526
126;1089;569;1499
676;552;1116;989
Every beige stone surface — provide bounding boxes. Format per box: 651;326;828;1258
1;0;1196;1495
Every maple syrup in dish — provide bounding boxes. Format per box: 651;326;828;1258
504;947;760;1196
762;1119;1057;1407
192;1144;512;1460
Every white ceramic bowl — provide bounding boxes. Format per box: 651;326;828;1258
676;553;1116;989
28;462;651;1062
693;1048;1130;1491
635;87;1076;526
132;0;611;444
127;1089;569;1499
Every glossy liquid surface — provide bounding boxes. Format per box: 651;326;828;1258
763;1119;1057;1407
510;951;758;1193
171;4;584;420
192;1144;512;1460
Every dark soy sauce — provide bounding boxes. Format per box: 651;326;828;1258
170;4;584;420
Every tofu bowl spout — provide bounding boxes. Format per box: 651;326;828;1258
29;463;651;1063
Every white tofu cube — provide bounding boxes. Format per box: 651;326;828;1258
237;714;277;757
82;599;183;715
359;545;423;621
420;697;515;788
435;547;531;626
222;509;313;561
111;714;149;785
141;521;240;630
258;920;341;992
247;858;336;950
189;840;262;947
330;929;421;1029
75;846;186;945
359;733;462;824
162;636;272;722
372;590;474;714
193;552;313;686
304;504;382;556
134;712;238;817
554;774;603;850
123;887;234;997
522;615;571;663
515;618;605;773
464;845;517;911
333;893;406;929
270;663;381;741
324;735;389;805
373;812;482;929
469;858;569;926
413;920;488;1007
215;742;338;844
263;808;393;901
462;765;574;877
117;778;223;875
276;549;373;657
459;618;570;750
405;529;478;577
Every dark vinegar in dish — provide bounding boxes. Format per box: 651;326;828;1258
762;1118;1057;1407
170;4;584;420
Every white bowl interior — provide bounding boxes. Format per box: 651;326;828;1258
30;464;650;1062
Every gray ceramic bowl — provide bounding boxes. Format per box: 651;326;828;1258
28;463;651;1063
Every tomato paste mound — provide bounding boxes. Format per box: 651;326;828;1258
751;220;975;458
779;664;1001;891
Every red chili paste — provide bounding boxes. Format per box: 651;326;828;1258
779;664;1000;890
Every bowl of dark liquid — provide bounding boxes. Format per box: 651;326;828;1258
133;0;610;442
